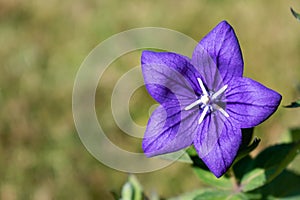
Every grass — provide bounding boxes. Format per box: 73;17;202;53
0;0;300;199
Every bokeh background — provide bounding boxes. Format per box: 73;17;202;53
1;0;300;199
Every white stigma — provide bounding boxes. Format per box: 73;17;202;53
214;104;229;118
184;99;202;111
184;78;229;124
212;84;228;100
197;78;209;96
198;106;209;124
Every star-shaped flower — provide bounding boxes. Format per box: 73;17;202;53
141;21;281;177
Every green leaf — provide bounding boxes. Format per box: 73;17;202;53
289;128;300;142
193;190;249;200
186;146;211;171
240;142;300;192
129;175;143;200
291;7;300;21
284;99;300;108
168;189;249;200
254;142;300;180
249;170;300;199
158;150;193;164
186;146;198;157
235;137;260;164
232;155;255;182
193;167;233;190
240;168;266;192
121;182;134;200
167;190;208;200
232;139;260;183
120;175;143;200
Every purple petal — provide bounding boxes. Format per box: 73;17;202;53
142;51;203;101
225;77;282;128
192;21;243;89
143;104;199;157
194;112;242;177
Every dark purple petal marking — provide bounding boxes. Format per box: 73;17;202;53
141;51;204;156
194;112;242;178
142;51;203;96
143;105;198;156
225;77;282;128
192;21;243;89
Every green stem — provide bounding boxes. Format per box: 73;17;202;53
229;167;241;193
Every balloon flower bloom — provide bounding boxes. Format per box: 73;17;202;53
141;21;281;177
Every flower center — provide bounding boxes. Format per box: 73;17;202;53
184;77;229;124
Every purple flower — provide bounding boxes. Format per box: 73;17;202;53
141;21;281;177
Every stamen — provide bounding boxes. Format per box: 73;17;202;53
197;78;208;96
212;85;228;100
218;107;229;117
184;99;202;110
184;78;229;123
198;106;209;124
214;104;229;117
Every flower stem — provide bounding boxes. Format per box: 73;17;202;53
229;167;241;193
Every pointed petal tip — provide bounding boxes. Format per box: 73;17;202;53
212;168;226;178
226;78;282;128
194;147;236;178
143;151;155;158
193;114;241;178
273;92;282;111
141;50;155;64
193;20;243;86
141;49;154;56
276;92;282;104
215;20;233;31
196;151;231;178
202;154;234;178
218;20;230;25
142;140;154;157
266;85;282;104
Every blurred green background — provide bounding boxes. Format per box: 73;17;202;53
1;0;300;199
